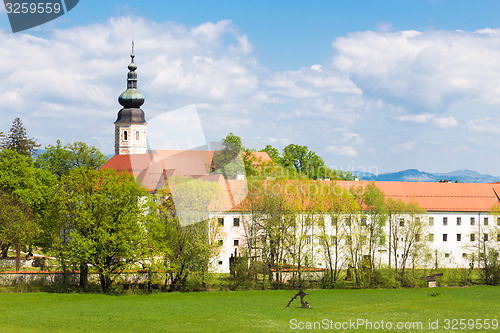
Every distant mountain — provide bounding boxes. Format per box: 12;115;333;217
353;169;500;183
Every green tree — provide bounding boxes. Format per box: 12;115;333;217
386;197;406;270
0;149;55;257
1;118;40;157
44;167;146;291
246;180;297;288
281;144;326;179
473;205;500;285
389;201;428;285
36;140;108;179
0;149;55;213
0;191;39;258
357;182;388;279
317;183;352;286
146;177;223;291
212;133;247;179
260;145;281;164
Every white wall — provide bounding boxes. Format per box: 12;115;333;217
211;211;500;273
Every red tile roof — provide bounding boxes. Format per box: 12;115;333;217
102;154;500;213
336;180;500;212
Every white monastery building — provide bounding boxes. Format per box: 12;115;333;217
102;52;500;274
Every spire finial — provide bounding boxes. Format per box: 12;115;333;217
118;44;144;108
128;41;137;71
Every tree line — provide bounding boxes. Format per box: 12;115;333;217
1;121;499;292
0;118;220;292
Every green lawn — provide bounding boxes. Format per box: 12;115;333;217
0;286;498;332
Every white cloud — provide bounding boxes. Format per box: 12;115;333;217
3;17;500;174
467;117;500;134
332;29;500;112
0;17;264;150
398;141;417;151
434;116;458;129
326;145;358;157
396;113;458;129
310;64;322;72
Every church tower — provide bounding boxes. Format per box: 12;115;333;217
114;45;147;155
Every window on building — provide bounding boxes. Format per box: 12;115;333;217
332;217;338;226
484;217;489;225
457;234;461;242
346;217;351;226
445;253;450;258
462;253;468;258
470;234;475;242
399;218;404;227
123;130;128;141
443;217;448;226
305;236;311;245
361;218;367;226
470;217;475;225
233;217;240;227
233;239;239;246
484;234;489;242
416;217;420;224
429;217;434;226
218;260;223;265
429;234;434;242
218;217;224;226
456;217;461;226
443;234;448;242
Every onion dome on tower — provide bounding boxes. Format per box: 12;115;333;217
115;50;147;123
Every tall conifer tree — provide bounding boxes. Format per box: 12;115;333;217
1;118;40;157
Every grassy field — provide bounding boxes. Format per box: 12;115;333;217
0;286;498;332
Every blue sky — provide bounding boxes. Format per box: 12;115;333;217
2;1;500;175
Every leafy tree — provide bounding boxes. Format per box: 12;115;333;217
0;149;55;257
1;118;40;157
36;140;109;179
245;180;299;288
357;183;388;276
340;192;364;286
280;144;353;180
472;205;500;285
281;144;326;179
0;149;55;214
317;183;353;286
0;191;39;258
212;133;247;179
286;181;321;288
389;201;428;285
260;145;281;164
146;178;223;291
44;167;146;291
386;197;406;270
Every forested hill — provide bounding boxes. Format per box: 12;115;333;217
353;169;500;183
